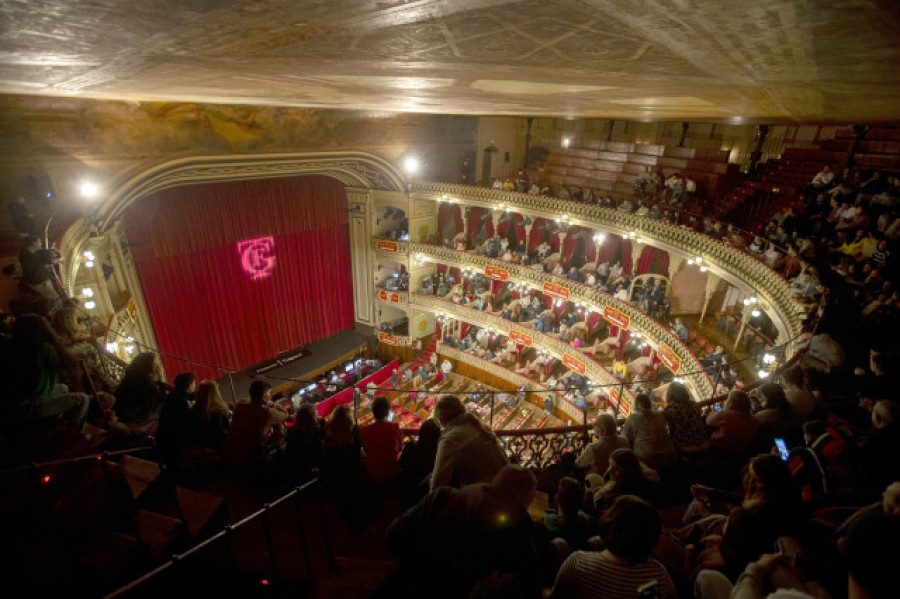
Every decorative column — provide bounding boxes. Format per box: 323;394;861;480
668;254;686;280
698;272;720;324
735;303;751;350
523;217;533;251
631;241;641;275
846;125;870;169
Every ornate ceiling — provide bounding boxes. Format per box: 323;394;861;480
1;0;898;122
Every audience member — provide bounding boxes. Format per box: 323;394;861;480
430;395;508;489
222;380;287;469
359;396;403;485
547;495;676;599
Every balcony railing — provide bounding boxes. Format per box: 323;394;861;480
377;291;637;410
410;182;805;346
405;242;713;398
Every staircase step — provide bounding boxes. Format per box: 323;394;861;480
117;454;162;500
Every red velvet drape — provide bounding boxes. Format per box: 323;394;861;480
125;176;354;381
622;240;633;274
636;246;671;275
437;203;464;240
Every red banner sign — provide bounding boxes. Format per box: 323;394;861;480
484;265;509;281
378;289;401;303
508;330;533;347
378;332;399;345
608;386;631;416
543;281;570;301
563;353;586;375
376;239;399;253
657;343;682;374
602;306;630;330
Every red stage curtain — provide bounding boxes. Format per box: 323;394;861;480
622;240;633;274
528;218;559;252
124;175;354;381
437;203;463;241
636;246;671;275
596;237;619;266
562;226;581;262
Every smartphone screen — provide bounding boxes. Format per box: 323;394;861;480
714;405;722;411
774;438;789;461
638;580;660;599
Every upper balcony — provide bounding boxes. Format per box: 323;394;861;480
403;182;805;347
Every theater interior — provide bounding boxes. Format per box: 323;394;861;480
1;2;899;598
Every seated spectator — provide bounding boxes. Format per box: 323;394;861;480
860;399;900;494
780;366;817;422
430;395;508;489
671;317;689;343
321;403;362;489
222;380;287;469
189;380;232;454
623;394;679;471
547;495;676;599
398;418;441;502
156;371;197;465
359;396;403;485
2;313;90;434
540;477;594;556
387;465;538;599
807;165;834;194
753;382;803;452
587;448;656;514
114;352;167;425
285;403;324;483
662;382;709;454
706;390;759;457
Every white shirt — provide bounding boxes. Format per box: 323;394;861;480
441;360;452;374
812;170;834;186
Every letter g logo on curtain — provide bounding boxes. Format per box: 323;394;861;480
237;236;276;280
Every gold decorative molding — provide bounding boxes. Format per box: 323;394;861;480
411;182;804;346
97;150;408;228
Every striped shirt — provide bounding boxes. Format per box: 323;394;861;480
550;550;676;599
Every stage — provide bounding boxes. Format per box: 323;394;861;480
215;323;376;403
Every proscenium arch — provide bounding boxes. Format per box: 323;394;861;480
96;150;408;230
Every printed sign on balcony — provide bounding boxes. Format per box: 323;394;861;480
484;265;509;281
378;332;399;345
602;306;630;330
508;330;533;347
542;281;570;301
378;289;401;303
657;343;682;374
376;239;399;253
563;353;586;375
608;386;631;416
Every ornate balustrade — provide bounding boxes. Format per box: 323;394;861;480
398;292;637;410
411;182;804;346
400;424;593;470
438;344;587;423
407;242;713;398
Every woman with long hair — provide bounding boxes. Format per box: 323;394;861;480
114;352;166;424
285;403;325;482
321;404;362;490
189;380;232;453
588;448;655;514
